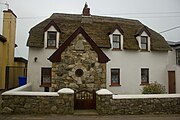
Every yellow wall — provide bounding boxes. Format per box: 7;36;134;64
0;41;6;89
0;9;16;89
3;10;16;66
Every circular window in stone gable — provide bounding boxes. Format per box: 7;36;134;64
75;69;84;77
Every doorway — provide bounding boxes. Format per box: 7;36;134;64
168;71;176;94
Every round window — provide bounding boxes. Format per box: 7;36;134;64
75;69;84;77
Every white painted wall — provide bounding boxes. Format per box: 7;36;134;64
27;47;56;91
103;49;169;94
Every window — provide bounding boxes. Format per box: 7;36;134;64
47;31;57;47
141;36;148;50
113;34;121;49
41;67;51;87
111;69;120;86
176;49;180;65
141;68;149;84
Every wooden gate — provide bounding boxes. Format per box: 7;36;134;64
74;90;96;109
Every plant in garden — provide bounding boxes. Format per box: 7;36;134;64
142;81;166;94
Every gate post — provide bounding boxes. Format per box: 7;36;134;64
57;88;74;114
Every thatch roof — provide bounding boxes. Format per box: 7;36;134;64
27;13;171;51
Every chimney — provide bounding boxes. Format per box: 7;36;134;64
2;9;17;66
82;2;90;16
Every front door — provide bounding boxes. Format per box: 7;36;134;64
74;90;96;109
168;71;176;94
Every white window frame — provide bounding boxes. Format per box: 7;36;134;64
136;31;150;51
44;25;59;48
110;29;123;50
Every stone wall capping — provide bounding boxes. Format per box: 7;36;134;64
113;94;180;99
57;88;74;94
96;89;113;95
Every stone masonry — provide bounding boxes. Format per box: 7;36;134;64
1;93;74;114
51;34;106;91
96;93;180;115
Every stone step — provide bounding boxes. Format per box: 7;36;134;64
74;109;99;116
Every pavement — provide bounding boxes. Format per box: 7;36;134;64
0;114;180;120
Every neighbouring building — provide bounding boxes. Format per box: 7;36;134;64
0;9;27;90
167;41;180;94
27;3;178;94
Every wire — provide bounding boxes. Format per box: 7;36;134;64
160;25;180;33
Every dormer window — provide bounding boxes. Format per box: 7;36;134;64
110;25;124;50
47;31;57;47
136;26;151;51
113;34;121;49
141;36;148;50
44;20;60;49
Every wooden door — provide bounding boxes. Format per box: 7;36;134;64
74;90;96;109
168;71;176;94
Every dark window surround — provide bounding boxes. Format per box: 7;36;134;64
47;31;57;48
176;49;180;65
141;68;149;85
40;67;52;87
112;34;121;50
141;36;148;51
111;68;120;86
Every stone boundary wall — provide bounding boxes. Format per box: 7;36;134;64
96;89;180;115
1;88;74;114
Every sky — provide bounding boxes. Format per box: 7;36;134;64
0;0;180;59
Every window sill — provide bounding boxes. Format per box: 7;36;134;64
109;84;121;87
45;47;57;49
40;83;51;87
112;48;122;51
140;83;149;86
140;49;150;52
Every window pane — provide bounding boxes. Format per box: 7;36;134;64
141;44;147;50
113;35;121;49
111;69;120;85
176;49;180;57
141;36;147;43
48;40;56;47
48;32;56;40
113;42;120;48
42;68;51;84
176;49;180;65
141;69;149;83
47;32;56;47
113;35;120;42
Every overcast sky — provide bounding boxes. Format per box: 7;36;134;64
0;0;180;59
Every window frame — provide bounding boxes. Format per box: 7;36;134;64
176;49;180;65
111;68;120;86
112;34;121;50
47;31;57;48
141;68;149;85
40;67;52;87
141;36;148;51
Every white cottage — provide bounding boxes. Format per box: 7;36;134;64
27;4;174;94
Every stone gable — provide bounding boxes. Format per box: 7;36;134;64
51;34;106;91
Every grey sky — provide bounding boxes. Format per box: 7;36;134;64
0;0;180;59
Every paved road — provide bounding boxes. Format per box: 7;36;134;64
0;114;180;120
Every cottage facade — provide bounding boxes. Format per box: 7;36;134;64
27;4;177;94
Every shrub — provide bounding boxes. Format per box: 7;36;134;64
142;81;166;94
